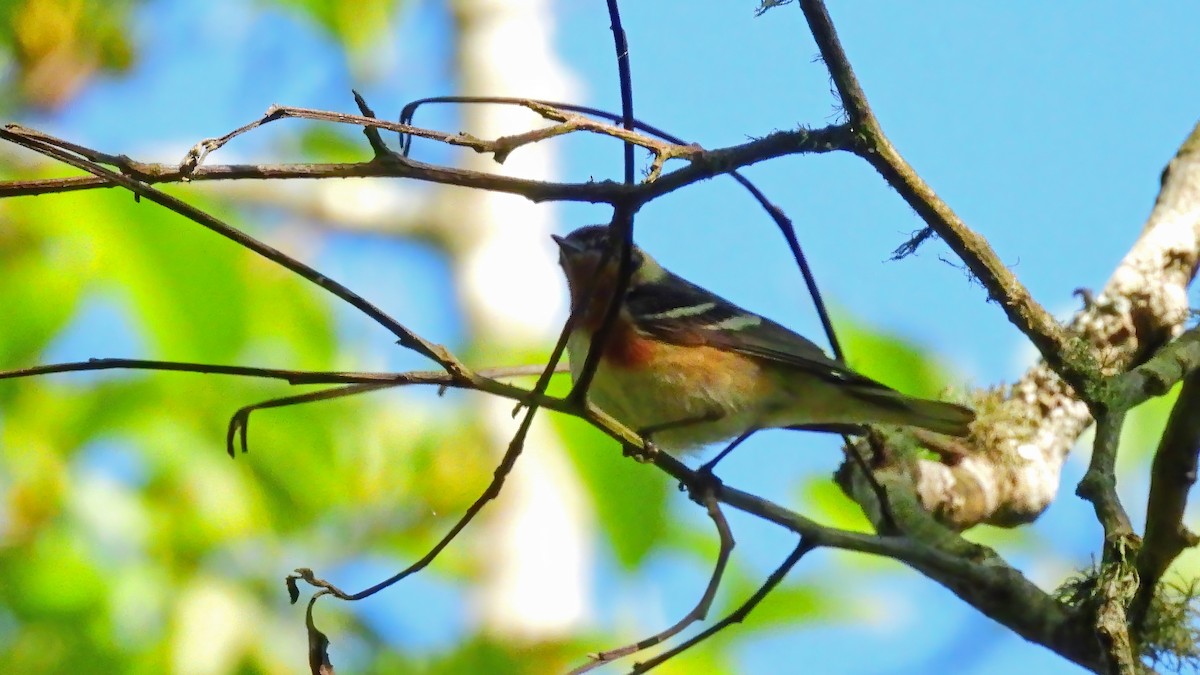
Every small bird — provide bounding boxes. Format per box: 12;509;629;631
552;224;975;453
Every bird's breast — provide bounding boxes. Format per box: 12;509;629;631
566;328;770;452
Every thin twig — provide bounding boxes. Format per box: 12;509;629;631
569;488;734;674
629;537;816;673
570;0;641;407
228;383;394;457
287;402;539;602
0;358;401;385
0;122;850;206
351;91;399;160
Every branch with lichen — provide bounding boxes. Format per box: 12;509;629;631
872;122;1200;533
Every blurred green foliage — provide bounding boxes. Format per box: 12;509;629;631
0;0;137;111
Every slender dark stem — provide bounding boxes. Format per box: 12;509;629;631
287;403;539;602
700;428;757;474
228;383;393;457
570;0;640;403
630;537;816;673
843;433;899;534
351;90;400;159
568;489;734;674
606;0;636;186
0;358;402;385
0;359;558;390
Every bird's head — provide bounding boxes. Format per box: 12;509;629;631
552;225;666;304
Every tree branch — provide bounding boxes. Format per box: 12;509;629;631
1077;409;1134;541
0;119;850;203
1132;367;1200;627
875;120;1200;530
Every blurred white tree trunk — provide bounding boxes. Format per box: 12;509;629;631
446;0;593;640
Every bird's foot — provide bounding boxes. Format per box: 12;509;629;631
622;437;660;463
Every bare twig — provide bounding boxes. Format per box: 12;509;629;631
351;91;400;160
0;358;401;385
287;401;540;603
0;121;849;205
0;358;570;457
630;538;815;673
569;489;733;674
569;0;641;409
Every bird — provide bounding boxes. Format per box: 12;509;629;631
551;224;975;454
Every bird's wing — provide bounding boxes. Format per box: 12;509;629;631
626;272;886;389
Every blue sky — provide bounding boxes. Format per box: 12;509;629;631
30;1;1200;673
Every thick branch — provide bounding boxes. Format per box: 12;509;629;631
639;444;1101;672
887;121;1200;530
1109;327;1200;409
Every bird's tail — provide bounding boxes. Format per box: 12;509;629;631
848;387;976;437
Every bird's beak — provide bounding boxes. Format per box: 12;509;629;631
551;234;583;254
